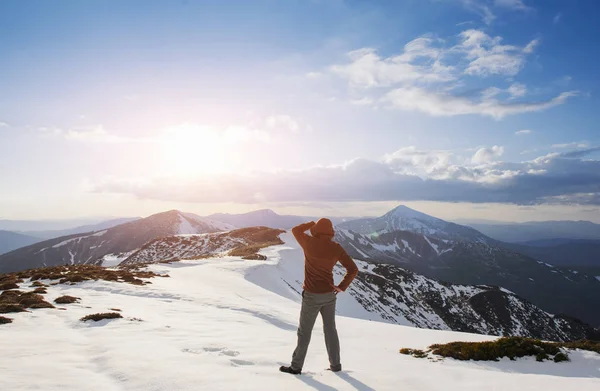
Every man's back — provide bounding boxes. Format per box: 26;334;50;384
292;219;358;294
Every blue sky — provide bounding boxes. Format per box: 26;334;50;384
1;0;599;222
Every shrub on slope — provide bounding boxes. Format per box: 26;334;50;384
54;295;80;304
400;337;600;362
80;312;123;322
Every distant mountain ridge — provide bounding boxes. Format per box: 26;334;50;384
461;220;600;242
0;211;233;274
0;230;41;255
207;209;306;229
207;209;363;229
335;205;600;327
20;217;141;240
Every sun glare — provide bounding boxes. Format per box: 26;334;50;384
161;123;229;176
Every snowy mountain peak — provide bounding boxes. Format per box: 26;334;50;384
338;205;489;243
384;205;442;223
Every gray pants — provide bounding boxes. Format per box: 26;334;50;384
291;291;341;371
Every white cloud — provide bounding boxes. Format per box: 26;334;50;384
383;146;455;176
63;126;132;143
507;83;527;98
459;30;537;76
454;0;532;25
494;0;531;11
330;39;454;88
324;28;569;119
553;13;562;24
458;0;496;25
523;38;540;54
515;129;532;135
0;122;9;128
383;87;577;119
551;142;589;149
350;97;375;106
472;145;504;164
265;115;300;132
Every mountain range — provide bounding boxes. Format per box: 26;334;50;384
0;211;232;274
0;230;40;255
1;205;599;330
334;205;600;327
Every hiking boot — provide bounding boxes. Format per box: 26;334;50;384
328;365;342;372
279;365;302;375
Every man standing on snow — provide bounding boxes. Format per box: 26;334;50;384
280;218;359;375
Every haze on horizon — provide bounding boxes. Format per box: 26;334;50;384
1;0;599;223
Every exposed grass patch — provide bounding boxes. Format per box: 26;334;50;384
0;290;54;312
0;303;27;314
0;290;23;303
32;287;47;294
399;348;428;358
30;281;47;288
54;295;80;304
2;265;165;289
17;292;55;309
109;308;122;312
0;315;12;324
0;282;20;291
80;312;123;322
400;337;600;363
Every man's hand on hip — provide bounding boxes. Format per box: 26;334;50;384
333;286;343;295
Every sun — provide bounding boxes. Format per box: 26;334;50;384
161;123;229;177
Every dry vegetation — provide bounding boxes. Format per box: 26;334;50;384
1;264;165;288
54;295;80;304
0;264;164;324
0;315;12;324
80;312;123;322
400;337;599;363
0;290;54;313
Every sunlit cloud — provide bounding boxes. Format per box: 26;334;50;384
472;145;504;164
265;115;300;133
93;146;600;206
383;87;576;119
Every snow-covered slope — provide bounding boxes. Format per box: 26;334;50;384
0;210;235;274
2;235;599;390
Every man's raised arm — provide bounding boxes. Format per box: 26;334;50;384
291;221;315;248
